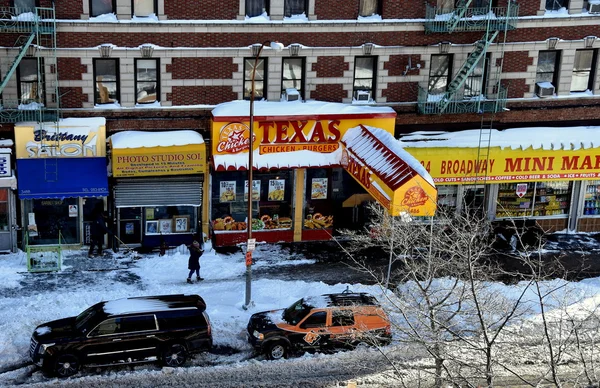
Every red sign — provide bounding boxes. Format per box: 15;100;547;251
516;183;528;198
245;251;253;266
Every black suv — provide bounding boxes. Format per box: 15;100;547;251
247;292;391;360
29;294;212;377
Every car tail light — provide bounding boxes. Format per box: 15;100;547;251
203;312;212;336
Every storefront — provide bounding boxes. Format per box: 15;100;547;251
398;126;600;232
0;146;18;252
15;118;109;246
109;130;207;248
210;100;437;247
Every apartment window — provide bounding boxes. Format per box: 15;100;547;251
13;0;37;14
135;59;159;104
353;56;377;99
17;58;44;105
133;0;156;17
571;49;597;93
359;0;380;16
244;58;268;100
464;54;489;98
281;57;304;99
90;0;115;17
546;0;568;11
284;0;307;17
94;59;119;105
246;0;269;17
536;51;560;87
428;54;452;94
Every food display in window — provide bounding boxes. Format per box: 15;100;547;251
496;182;571;217
212;217;246;231
304;213;334;229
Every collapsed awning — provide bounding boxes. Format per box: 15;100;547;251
341;125;437;217
17;158;108;199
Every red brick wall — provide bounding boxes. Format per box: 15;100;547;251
57;58;87;80
501;51;533;73
314;0;357;19
383;82;419;102
502;79;529;99
385;54;423;76
53;0;83;19
311;84;346;102
312;57;348;78
58;87;88;108
167;86;237;105
383;0;424;19
167;58;237;79
516;0;540;16
164;0;238;20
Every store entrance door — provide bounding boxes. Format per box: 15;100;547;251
118;207;142;245
463;185;486;218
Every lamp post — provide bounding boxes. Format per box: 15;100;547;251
244;40;284;310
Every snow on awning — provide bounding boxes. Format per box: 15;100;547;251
213;148;342;171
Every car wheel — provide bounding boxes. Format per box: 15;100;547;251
162;344;187;367
54;353;80;378
266;342;288;360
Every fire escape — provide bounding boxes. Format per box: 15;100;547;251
0;4;59;123
418;0;519;115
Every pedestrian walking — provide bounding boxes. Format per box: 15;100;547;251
187;240;204;283
89;209;111;258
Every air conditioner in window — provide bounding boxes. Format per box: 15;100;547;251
353;90;371;104
283;88;300;102
588;2;600;13
535;82;555;98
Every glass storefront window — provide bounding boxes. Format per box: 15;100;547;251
496;181;572;218
583;180;600;216
144;206;197;234
304;169;334;230
211;170;293;232
436;186;458;214
23;198;80;245
0;189;9;231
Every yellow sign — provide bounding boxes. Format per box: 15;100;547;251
405;146;600;184
341;147;437;217
112;144;206;177
211;116;396;156
15;119;106;159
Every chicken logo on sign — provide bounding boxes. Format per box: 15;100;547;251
401;186;429;208
216;122;252;154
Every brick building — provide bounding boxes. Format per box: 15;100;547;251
1;0;600;249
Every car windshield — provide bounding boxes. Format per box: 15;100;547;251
75;304;99;332
283;298;313;325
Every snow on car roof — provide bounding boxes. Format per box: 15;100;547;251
102;295;198;315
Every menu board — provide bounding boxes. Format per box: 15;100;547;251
244;180;261;201
268;179;285;201
219;181;236;202
311;178;328;200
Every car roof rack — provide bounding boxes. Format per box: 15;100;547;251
327;292;380;307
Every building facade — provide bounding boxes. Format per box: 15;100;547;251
1;0;600;247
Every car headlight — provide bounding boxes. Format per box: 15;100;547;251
253;330;264;341
38;343;55;354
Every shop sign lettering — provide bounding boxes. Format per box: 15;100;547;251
216;123;251;154
400;186;429;208
26;130;96;157
440;159;495;175
258;120;341;154
346;153;371;189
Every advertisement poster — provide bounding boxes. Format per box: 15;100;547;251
219;181;236;202
145;208;155;220
311;178;328;200
125;222;134;235
244;180;261;201
268;179;285;201
69;205;78;217
27;212;38;237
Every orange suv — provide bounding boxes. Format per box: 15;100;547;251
247;292;392;360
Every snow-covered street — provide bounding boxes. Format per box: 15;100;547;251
1;242;600;387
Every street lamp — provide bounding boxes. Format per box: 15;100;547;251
244;40;284;310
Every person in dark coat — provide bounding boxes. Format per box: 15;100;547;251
187;240;204;283
89;210;110;258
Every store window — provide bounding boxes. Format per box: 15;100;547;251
570;49;596;93
583;181;600;215
133;0;155;17
244;58;267;100
536;51;560;89
246;0;269;17
23;198;80;245
135;59;159;104
0;189;9;232
496;181;572;218
282;57;304;99
429;54;452;94
284;0;307;17
437;186;459;214
359;0;380;16
304;169;334;230
94;58;119;105
143;206;197;235
353;56;376;100
546;0;568;11
212;170;293;232
17;58;44;105
90;0;115;17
